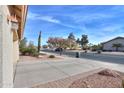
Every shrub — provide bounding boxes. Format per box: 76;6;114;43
19;39;39;57
20;48;29;55
49;55;55;58
20;47;39;57
28;47;36;55
32;51;39;57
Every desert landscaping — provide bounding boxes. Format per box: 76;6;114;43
33;69;124;88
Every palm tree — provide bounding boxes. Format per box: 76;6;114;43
112;43;123;51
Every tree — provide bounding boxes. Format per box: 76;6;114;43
19;37;27;52
47;37;67;49
67;32;77;49
28;41;37;56
76;38;81;44
47;37;59;48
81;35;89;49
38;31;41;53
91;44;102;51
112;43;123;51
67;39;77;49
88;43;93;50
28;41;35;48
68;32;75;41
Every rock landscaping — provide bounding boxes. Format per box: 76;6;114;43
69;69;123;88
33;69;124;88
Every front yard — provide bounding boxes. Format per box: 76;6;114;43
19;53;63;62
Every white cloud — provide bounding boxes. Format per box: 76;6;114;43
39;16;60;23
73;13;115;23
72;6;124;23
102;26;122;32
78;23;124;44
27;12;60;24
27;12;38;19
27;12;78;29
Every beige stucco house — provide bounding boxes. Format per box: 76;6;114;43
0;5;27;87
102;37;124;51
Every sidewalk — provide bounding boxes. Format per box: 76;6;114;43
14;52;124;88
14;58;104;87
33;68;104;88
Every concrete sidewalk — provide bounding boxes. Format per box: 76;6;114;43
13;58;103;88
14;55;124;88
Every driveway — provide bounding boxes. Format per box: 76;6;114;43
14;55;124;88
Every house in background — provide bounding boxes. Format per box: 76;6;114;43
102;37;124;52
0;5;27;87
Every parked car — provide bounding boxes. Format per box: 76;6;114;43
55;47;63;52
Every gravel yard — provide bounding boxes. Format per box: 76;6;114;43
33;69;124;88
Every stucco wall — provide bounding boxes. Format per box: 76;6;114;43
13;40;19;64
13;40;19;79
0;5;14;87
103;38;124;51
0;5;2;87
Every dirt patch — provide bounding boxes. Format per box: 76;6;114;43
19;55;63;62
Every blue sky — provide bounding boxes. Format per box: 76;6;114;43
24;5;124;45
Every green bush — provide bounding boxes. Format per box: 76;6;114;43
20;48;29;55
28;48;36;55
19;39;39;57
49;55;55;58
32;51;39;57
20;47;39;57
